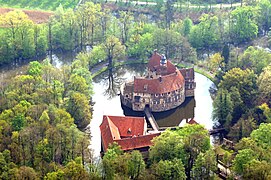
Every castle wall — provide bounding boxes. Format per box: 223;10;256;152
185;81;196;97
131;87;185;112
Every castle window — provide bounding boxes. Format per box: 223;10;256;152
186;71;190;78
134;96;140;102
155;94;158;97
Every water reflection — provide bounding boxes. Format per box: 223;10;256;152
93;64;147;99
122;97;195;128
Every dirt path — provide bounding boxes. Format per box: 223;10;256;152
0;8;53;23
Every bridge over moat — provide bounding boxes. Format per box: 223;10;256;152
144;107;159;132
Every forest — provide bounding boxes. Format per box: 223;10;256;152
1;0;271;179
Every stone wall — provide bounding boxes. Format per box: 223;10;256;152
131;87;185;112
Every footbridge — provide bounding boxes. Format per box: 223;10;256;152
144;107;159;132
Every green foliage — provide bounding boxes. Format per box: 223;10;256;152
229;6;258;43
219;68;257;109
192;150;217;179
0;10;37;64
259;103;271;123
103;36;126;68
45;169;64;180
208;53;225;73
0;0;79;10
212;89;233;129
28;61;42;77
128;32;154;59
127;151;145;179
149;125;210;179
257;0;271;33
240;46;271;74
63;160;90;180
66;92;92;130
233;122;271;178
243;159;271;180
151;159;186;180
102;143;146;180
11;115;26;131
0;60;93;178
221;44;230;66
251;123;271;149
233;149;256;175
88;46;107;67
189;14;220;50
182;18;193;37
228;117;257;142
258;65;271;106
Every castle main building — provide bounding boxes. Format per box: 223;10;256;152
120;51;196;112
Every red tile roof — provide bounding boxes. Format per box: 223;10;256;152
180;68;195;80
148;52;176;75
105;116;145;137
116;133;160;151
100;115;160;152
187;118;198;125
134;70;184;94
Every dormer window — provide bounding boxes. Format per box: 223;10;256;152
186;71;190;78
144;84;148;91
127;128;131;134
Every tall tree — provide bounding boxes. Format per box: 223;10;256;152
103;36;126;68
219;68;257;110
258;0;271;35
192;150;217;179
240;46;271;75
66;92;92;130
229;7;258;44
189;14;220;51
212;89;233;130
258;65;271;105
119;11;134;45
151;159;186;179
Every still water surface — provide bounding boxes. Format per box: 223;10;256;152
90;64;214;157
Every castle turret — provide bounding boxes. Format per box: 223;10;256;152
160;54;167;66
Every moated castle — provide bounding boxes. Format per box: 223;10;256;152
120;50;196;112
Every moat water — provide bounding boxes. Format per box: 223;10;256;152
90;64;214;157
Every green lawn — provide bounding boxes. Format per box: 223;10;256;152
0;0;80;10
